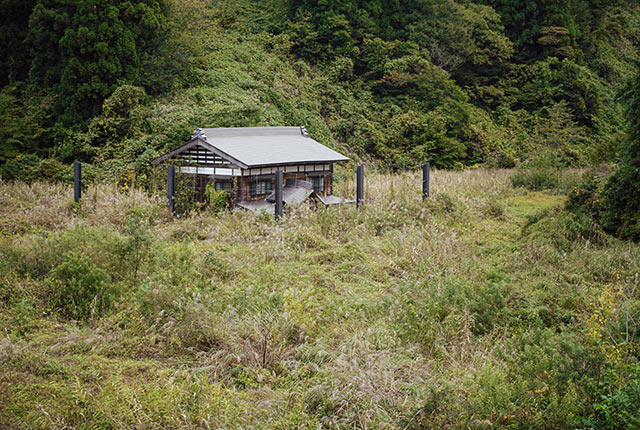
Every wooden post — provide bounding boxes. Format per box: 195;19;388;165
275;170;283;220
167;165;175;215
422;162;430;200
73;161;81;203
329;162;333;195
356;165;364;208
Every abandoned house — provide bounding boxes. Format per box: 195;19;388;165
150;126;350;211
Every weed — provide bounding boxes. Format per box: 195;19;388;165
1;168;639;428
49;252;116;321
511;167;561;191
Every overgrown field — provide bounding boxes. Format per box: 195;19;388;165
1;169;639;429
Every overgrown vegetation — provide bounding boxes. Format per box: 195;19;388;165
1;0;638;179
599;74;640;242
1;169;639;428
1;0;640;427
567;73;640;242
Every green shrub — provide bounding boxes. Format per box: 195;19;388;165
566;172;606;219
559;211;608;245
589;364;640;429
38;158;68;182
511;167;561;191
429;192;458;214
116;207;153;284
596;74;640;241
0;155;71;182
498;152;517;168
483;199;506;219
523;208;608;250
0;153;43;181
4;226;123;281
49;251;115;321
494;328;593;428
212;190;229;213
205;183;229;213
394;276;510;348
601;162;640;242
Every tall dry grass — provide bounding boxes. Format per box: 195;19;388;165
0;181;166;234
1;168;639;429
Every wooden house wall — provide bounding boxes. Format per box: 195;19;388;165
235;171;331;202
166;156;335;205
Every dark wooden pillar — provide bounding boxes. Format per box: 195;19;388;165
73;161;81;203
329;162;333;195
356;165;364;208
275;170;283;220
167;165;175;215
422;162;430;200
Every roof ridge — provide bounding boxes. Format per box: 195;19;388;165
200;126;304;138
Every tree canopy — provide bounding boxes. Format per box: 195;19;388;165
600;74;640;241
0;0;638;173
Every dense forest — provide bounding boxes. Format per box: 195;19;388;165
1;0;638;178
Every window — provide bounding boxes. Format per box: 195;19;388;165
308;175;324;193
214;181;233;193
250;180;273;196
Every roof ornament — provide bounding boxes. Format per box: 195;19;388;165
192;128;207;141
300;126;309;137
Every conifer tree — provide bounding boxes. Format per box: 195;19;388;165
27;0;168;126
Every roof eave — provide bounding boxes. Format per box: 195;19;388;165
245;157;350;169
150;138;250;169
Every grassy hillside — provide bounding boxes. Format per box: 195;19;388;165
2;169;639;428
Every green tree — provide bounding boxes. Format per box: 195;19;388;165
406;0;513;78
0;0;37;86
478;0;579;60
0;85;53;165
27;0;168;127
381;108;467;169
86;85;148;160
530;100;586;165
500;57;603;126
600;74;640;241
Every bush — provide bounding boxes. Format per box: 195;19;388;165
511;167;561;191
493;328;593;428
49;251;116;321
0;155;70;182
483;199;506;219
600;162;640;242
116;207;153;284
394;276;509;349
205;183;229;213
498;152;516;168
523;209;609;250
566;172;606;219
38;159;68;182
430;192;458;213
599;74;640;241
1;153;43;181
569;74;640;242
590;364;640;429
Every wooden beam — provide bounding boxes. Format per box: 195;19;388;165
150;138;249;169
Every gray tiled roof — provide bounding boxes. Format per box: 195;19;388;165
266;179;313;205
313;194;354;206
196;127;349;168
237;199;275;214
